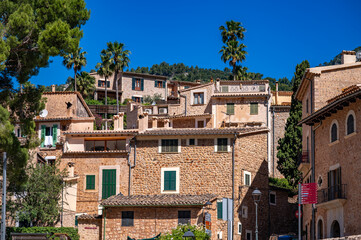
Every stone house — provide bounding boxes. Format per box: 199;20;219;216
91;72;168;103
298;85;361;239
295;50;361;239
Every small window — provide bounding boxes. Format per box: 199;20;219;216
122;211;134;226
246;230;252;240
330;122;338;142
242;206;248;218
197;120;205;128
269;192;276;205
227;103;235;115
178;211;191;225
155;80;165;88
75;215;78;227
164;171;176;191
244;171;251;186
133;78;143;91
306;99;309;114
189;139;196;146
346;113;355;135
184;86;190;89
237;222;242;235
86;175;95;190
161;139;179;153
217;201;223;219
221;86;229;92
217;138;228;152
250;103;258;115
193;92;204;104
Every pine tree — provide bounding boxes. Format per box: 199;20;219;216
277;60;310;188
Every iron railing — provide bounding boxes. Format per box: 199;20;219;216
88;105;126;115
317;184;347;204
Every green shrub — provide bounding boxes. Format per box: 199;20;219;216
6;227;79;240
159;224;210;240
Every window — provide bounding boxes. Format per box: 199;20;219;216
237;222;242;235
227;103;235;115
217;201;223;219
97;80;110;88
327;167;341;200
346;111;355;135
132;96;143;103
40;124;57;147
330;122;338;143
155;80;165;88
178;211;191;225
244;171;251;186
122;211;134;226
221;86;229;92
86;175;95;190
102;169;116;199
216;138;228;152
250;103;258;115
193;92;204;104
161;139;179;153
269;192;276;205
259;85;265;92
85;140;126;151
242;206;248;218
75;215;78;226
188;139;196;146
184;86;190;89
164;171;176;191
246;230;252;240
196;120;205;128
132;78;144;91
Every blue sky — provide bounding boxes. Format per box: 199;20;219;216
31;0;361;86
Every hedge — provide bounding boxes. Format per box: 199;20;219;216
6;227;79;240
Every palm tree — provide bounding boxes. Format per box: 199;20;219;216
219;40;247;80
219;20;246;43
66;71;95;98
96;50;113;129
106;41;131;113
62;48;87;92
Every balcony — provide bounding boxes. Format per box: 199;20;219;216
88;105;126;116
317;184;347;209
297;150;310;172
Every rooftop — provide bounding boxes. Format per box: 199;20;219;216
138;127;268;136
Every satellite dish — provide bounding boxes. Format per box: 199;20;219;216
39;109;48;118
356;51;361;62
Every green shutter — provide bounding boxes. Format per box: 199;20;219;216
102;169;116;199
141;97;143;103
217;201;223;219
75;216;78;226
132;78;135;90
162;81;166;88
86;175;95;190
132;96;136;102
227;103;234;115
250;103;258;115
141;79;144;91
155;80;158;87
164;171;176;191
41;125;46;147
52;124;58;146
98;80;101;87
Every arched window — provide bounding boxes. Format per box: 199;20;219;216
346;111;356;135
331;122;338;142
317;219;323;239
331;220;340;238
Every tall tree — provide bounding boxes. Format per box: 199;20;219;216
219;40;247;80
219;20;247;80
96;50;113;128
106;42;131;113
66;71;95;98
277;60;310;188
62;47;87;92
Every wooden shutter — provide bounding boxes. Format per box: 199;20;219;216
164;171;176;191
41;125;46;147
141;79;144;91
52;124;57;146
155;80;158;87
86;175;95;190
227;103;234;115
217;201;223;219
250;103;258;115
132;78;135;90
102;169;116;199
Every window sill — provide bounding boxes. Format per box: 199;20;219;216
192;104;205;106
161;190;179;194
344;132;356;139
215;151;230;153
328;140;340;146
160;152;180;154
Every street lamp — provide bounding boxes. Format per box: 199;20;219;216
252;188;262;240
183;229;195;239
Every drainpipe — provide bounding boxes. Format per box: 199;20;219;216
178;91;187;116
272;107;275;177
127;138;137;196
103;207;106;240
266;86;271;176
231;132;237;240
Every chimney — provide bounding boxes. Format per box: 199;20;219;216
67;162;75;177
216;78;221;91
138;112;149;132
275;81;279;105
51;84;56;92
341;50;356;64
113;112;124;131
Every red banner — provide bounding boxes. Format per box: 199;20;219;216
301;183;317;204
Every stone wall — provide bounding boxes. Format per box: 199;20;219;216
78;218;102;240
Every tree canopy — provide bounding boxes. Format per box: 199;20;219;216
62;47;87;92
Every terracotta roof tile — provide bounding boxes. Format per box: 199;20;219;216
212;93;268;98
64;129;138;135
77;214;102;220
102;194;216;207
138;127;268;136
327;84;361;104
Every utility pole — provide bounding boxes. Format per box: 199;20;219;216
1;152;7;240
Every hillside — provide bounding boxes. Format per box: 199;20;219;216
320;46;360;66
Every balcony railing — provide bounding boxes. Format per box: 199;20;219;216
88;105;126;115
317;184;347;204
297;150;310;166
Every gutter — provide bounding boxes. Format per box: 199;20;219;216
103;207;106;240
178;91;187;116
102;204;206;208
